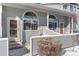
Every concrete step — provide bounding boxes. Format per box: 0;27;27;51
9;41;22;50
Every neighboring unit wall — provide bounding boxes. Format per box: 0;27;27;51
0;38;8;56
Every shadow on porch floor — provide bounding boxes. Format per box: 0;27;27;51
9;40;30;56
9;46;30;56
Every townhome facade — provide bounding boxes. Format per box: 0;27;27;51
0;3;79;51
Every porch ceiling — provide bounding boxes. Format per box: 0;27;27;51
2;3;77;16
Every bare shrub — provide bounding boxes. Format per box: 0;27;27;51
37;37;62;56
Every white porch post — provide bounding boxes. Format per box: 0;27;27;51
0;4;2;37
72;17;73;33
69;16;71;33
47;12;49;28
69;16;73;34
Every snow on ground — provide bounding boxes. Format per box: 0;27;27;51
36;45;79;56
61;45;79;56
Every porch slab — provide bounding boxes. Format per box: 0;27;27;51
9;44;30;56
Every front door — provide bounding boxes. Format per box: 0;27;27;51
59;22;64;34
7;17;21;43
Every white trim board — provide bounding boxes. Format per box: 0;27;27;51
0;4;2;37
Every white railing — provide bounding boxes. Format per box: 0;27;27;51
39;26;60;35
31;33;79;55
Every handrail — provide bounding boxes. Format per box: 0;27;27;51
31;33;79;38
39;26;61;35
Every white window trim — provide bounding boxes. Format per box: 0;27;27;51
0;4;2;37
7;17;20;38
48;14;59;33
22;10;39;31
23;19;39;31
47;12;49;29
48;21;58;31
72;17;74;33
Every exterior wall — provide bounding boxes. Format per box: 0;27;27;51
2;6;26;37
37;12;47;26
0;38;8;56
49;13;70;34
2;6;47;37
2;5;76;44
2;6;47;43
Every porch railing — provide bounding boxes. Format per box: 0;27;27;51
39;26;60;35
31;33;79;55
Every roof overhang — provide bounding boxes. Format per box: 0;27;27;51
2;3;77;16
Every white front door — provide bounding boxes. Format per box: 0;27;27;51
7;17;21;43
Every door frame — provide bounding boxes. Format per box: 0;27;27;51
7;17;22;42
59;22;64;34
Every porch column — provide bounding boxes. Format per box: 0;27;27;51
47;12;49;28
72;17;74;33
69;16;73;33
0;4;2;37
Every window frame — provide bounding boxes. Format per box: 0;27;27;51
48;14;58;31
49;21;58;31
23;18;39;31
22;10;39;31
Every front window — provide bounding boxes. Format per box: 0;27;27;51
24;20;38;30
23;11;38;30
49;15;57;31
49;22;57;30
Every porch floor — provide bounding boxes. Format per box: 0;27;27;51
9;43;30;56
